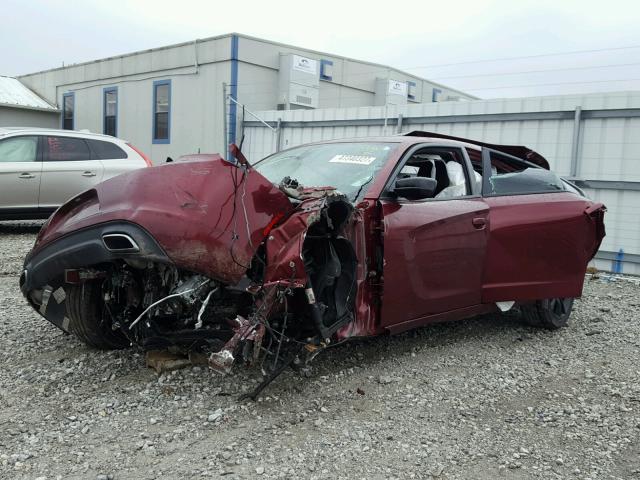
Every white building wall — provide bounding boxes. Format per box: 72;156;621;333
0;106;59;128
16;34;474;166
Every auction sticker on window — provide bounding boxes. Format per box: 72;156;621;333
329;154;377;165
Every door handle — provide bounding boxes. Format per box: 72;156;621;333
18;173;35;179
472;217;487;229
82;171;96;177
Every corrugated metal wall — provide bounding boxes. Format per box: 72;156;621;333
242;91;640;275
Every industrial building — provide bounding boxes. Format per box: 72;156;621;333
0;76;59;128
16;33;475;162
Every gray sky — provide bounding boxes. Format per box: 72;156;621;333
2;0;640;99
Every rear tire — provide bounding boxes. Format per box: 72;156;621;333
66;282;130;350
520;298;574;330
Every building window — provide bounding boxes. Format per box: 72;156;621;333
407;81;416;101
153;80;171;144
62;92;74;130
432;88;442;103
103;87;117;137
320;59;333;81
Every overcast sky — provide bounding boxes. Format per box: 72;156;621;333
2;0;640;99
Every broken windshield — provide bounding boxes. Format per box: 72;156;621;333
253;142;397;200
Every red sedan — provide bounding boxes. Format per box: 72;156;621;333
20;131;605;398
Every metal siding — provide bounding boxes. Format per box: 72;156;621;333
0;106;59;127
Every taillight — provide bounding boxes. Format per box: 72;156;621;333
127;142;153;167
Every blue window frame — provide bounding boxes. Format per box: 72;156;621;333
320;59;333;81
103;87;118;137
152;80;171;144
62;92;74;130
432;88;442;103
407;81;416;101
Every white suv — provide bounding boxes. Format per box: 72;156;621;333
0;128;152;220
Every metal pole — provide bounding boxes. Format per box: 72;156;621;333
228;96;277;131
222;82;228;153
570;106;582;177
276;118;282;152
396;113;404;134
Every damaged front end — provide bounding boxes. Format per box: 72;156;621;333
21;152;362;398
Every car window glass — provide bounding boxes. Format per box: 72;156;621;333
0;136;38;162
486;151;565;195
87;139;127;160
45;136;91;161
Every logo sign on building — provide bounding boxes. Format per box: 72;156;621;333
388;79;408;96
292;55;318;75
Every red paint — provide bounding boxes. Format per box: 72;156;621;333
35;156;293;285
481;194;605;302
380;198;489;325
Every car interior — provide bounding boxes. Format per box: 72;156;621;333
396;148;477;199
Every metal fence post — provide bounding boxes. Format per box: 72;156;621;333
570;106;582;177
276;118;283;152
396;113;404;134
222;82;228;154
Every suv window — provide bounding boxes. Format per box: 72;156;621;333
484;150;565;196
0;136;38;162
87;139;127;159
45;136;91;161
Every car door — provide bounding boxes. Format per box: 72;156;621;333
479;148;601;302
0;135;42;212
380;145;489;328
39;135;105;209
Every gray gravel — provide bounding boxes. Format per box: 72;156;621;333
1;221;639;480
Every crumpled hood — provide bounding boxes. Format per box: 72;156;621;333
33;156;294;284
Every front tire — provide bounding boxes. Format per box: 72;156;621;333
520;298;574;330
65;282;130;350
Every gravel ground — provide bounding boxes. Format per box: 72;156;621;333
0;221;639;480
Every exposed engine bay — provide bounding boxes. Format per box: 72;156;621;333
24;166;359;399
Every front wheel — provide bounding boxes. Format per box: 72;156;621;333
520;298;574;330
65;282;130;350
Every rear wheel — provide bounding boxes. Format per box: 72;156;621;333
520;297;574;330
65;282;130;350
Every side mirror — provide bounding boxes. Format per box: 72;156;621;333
393;177;437;200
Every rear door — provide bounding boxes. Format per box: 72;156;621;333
0;135;42;211
480;148;600;302
39;135;105;209
380;145;489;328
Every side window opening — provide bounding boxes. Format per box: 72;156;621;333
399;148;472;199
485;150;566;196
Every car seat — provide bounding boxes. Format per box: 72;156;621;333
433;159;450;196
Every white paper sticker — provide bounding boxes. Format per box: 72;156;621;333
388;79;408;96
53;287;66;304
329;155;377;165
292;55;318;75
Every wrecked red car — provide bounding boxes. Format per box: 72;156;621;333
20;132;606;397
